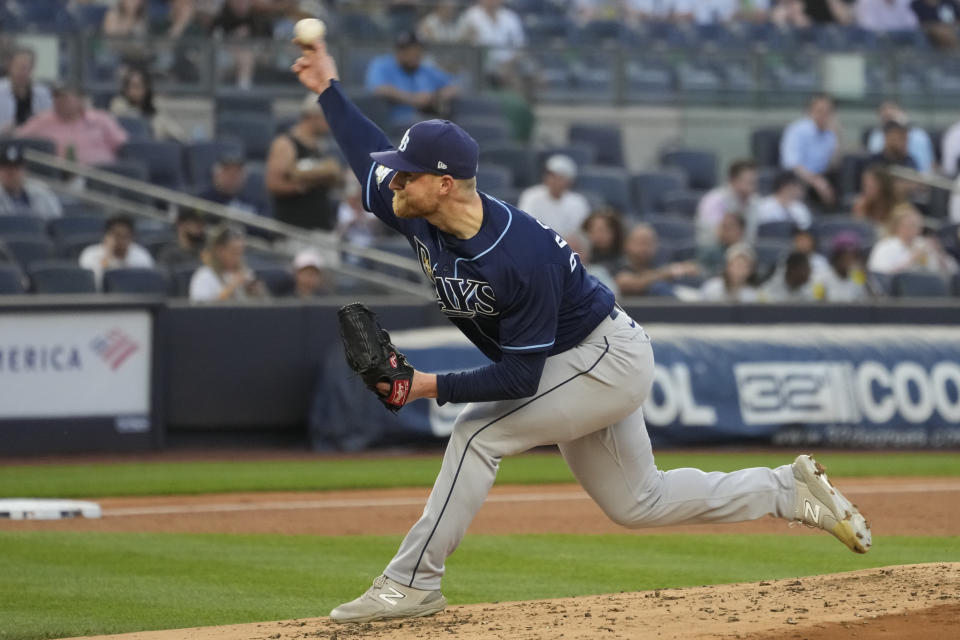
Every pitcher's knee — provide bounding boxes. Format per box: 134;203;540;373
603;482;665;529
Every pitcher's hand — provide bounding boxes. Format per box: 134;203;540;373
291;38;339;95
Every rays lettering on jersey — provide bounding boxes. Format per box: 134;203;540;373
415;237;498;318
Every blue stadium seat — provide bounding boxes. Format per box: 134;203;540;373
337;12;388;42
813;217;876;249
49;216;106;244
938;222;960;261
215;93;272;116
0;264;25;294
458;117;511;143
216;114;276;161
349;93;393;130
484;187;521;206
624;60;676;103
0;216;46;238
75;3;108;31
242;168;272;218
476;164;513;192
12;136;55;156
61;202;100;217
117;116;152;141
170;264;199;297
668;241;699;262
756;166;778;195
953;273;960;297
185;139;245;186
569;124;624;167
751;127;783;168
523;14;573;45
660;149;718;190
753;240;791;275
631;171;687;216
479;144;538;189
256;267;295;297
451;95;503;120
867;271;894;296
29;261;96;294
102;268;169;295
757;221;797;240
659;189;703;217
892;272;949;298
838;153;872;202
647;215;695;243
119;141;185;190
3;235;54;270
576;165;632;212
58;233;103;260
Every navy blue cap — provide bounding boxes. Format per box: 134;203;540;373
370;119;479;180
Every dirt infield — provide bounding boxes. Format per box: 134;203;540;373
64;564;960;640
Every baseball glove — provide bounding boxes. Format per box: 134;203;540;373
337;303;414;413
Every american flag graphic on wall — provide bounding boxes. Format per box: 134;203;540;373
90;329;139;371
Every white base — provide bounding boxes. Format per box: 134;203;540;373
0;499;102;520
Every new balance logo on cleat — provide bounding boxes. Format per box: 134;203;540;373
378;586;406;606
804;500;821;524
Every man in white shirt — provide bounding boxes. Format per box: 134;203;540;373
755;170;813;230
459;0;526;73
868;205;958;276
517;154;591;239
855;0;919;31
695;159;760;245
78;214;155;290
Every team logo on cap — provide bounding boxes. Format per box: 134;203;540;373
437;161;447;170
398;129;411;152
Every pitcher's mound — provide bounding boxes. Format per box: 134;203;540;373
65;563;959;640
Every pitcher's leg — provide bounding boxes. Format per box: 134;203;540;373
559;407;796;528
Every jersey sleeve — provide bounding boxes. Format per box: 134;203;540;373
316;80;407;234
498;262;563;354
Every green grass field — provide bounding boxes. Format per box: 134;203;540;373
2;451;959;498
1;531;957;640
1;451;958;640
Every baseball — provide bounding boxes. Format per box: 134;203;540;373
294;18;327;46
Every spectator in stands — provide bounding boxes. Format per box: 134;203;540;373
780;94;839;208
582;208;625;275
154;0;206;38
699;243;760;302
868;205;958;276
801;0;855;23
865;102;933;173
292;249;332;298
158;208;207;268
209;0;273;89
199;152;264;216
853;165;902;229
855;0;919;31
756;170;813;230
518;155;590;239
79;214;155;289
791;227;832;280
869;120;918;170
695;159;759;246
616;224;699;296
189;225;267;301
698;212;747;275
566;230;619;296
459;0;527;89
0;142;62;219
102;0;148;37
365;31;461;127
109;67;187;142
818;232;868;301
939;111;960;177
912;0;960;48
337;176;390;257
16;84;128;165
266;94;342;230
0;48;52;134
761;251;816;302
418;0;464;43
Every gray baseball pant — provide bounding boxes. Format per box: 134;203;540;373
384;310;797;590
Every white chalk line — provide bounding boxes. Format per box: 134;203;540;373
102;483;960;518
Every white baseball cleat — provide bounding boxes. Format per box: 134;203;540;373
792;454;872;554
329;575;447;623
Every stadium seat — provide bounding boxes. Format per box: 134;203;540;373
29;261;97;294
58;234;104;260
117;116;152;141
569;124;624;167
660;149;718;190
102;268;169;295
668;240;699;262
61;202;100;217
756;166;778;195
256;267;295;297
451;95;503;120
0;264;25;294
75;3;108;31
867;271;894;296
119;141;185;190
457;117;510;143
49;216;106;244
349;93;393;130
576;165;633;212
216;113;276;161
476;164;513;192
750;127;783;167
484;187;521;206
241;168;272;218
647;215;695;243
631;170;687;216
185;139;245;187
891;272;949;298
838;153;872;203
337;12;389;42
757;221;797;240
0;216;46;238
813;217;876;249
753;240;791;276
10;136;57;177
659;189;703;217
953;273;960;297
3;235;54;270
624;60;676;103
171;264;199;297
479;144;538;189
215;93;272;117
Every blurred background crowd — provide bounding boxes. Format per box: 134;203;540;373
0;0;959;302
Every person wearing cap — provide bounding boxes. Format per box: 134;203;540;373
292;249;331;298
157;208;207;268
0;142;62;220
0;48;53;134
198;152;265;216
865;101;933;173
364;30;460;127
16;83;128;165
517;154;590;239
266;94;342;231
817;231;868;302
699;242;759;303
